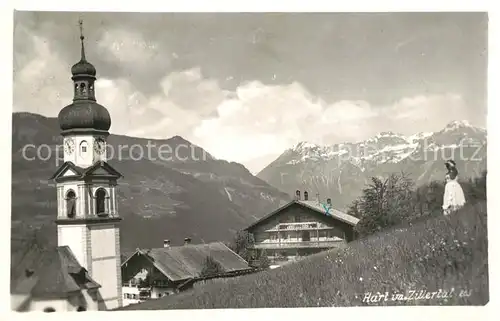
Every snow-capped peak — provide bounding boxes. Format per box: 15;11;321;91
407;131;433;143
293;141;319;151
282;120;485;168
376;131;405;138
444;120;472;132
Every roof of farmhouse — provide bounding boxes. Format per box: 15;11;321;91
244;199;360;231
122;242;252;282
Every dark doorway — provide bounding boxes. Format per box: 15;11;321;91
301;231;310;242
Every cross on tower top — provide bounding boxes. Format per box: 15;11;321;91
78;19;86;61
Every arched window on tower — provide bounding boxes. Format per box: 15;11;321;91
75;83;79;95
95;188;108;216
80;82;87;94
66;190;76;218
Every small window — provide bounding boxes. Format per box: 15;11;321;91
43;307;56;313
77;306;86;312
80;141;88;153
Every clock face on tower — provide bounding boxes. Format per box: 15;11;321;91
64;138;75;155
94;138;106;155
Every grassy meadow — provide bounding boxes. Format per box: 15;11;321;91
119;200;488;309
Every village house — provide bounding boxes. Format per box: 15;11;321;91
120;239;253;307
244;190;359;267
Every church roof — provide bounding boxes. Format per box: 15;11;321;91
50;160;123;181
122;242;252;282
11;245;100;299
243;199;360;232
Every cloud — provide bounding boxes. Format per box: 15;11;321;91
98;29;160;64
13;18;476;174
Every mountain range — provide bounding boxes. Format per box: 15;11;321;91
11;113;487;257
257;120;487;210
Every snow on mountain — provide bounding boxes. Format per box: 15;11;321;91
257;120;486;211
281;120;485;168
444;120;472;132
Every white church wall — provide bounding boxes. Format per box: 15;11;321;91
57;225;89;270
75;135;95;167
29;298;70;312
90;224;122;310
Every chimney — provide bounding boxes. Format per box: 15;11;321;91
327;198;332;206
25;269;34;278
163;239;170;248
184;237;191;245
316;193;320;205
295;190;301;200
304;191;308;201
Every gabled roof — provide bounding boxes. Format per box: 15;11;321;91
122;242;252;282
11;245;100;299
244;200;359;231
50;161;123;181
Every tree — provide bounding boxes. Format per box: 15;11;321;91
200;256;225;277
256;249;270;269
354;172;415;237
229;230;255;262
347;200;362;218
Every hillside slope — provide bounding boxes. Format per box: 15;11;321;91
11;112;291;253
119;201;488;309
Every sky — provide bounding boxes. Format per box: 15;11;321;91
13;12;488;173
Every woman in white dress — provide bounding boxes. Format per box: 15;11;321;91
442;160;466;215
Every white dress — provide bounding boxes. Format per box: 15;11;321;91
442;176;466;215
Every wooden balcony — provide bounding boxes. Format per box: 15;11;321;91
250;240;346;250
267;222;331;232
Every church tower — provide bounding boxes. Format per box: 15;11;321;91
50;20;123;310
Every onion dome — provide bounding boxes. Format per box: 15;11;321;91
58;19;111;133
58;101;111;132
71;59;96;77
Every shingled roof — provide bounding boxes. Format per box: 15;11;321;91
244;199;359;232
11;245;100;300
122;242;252;282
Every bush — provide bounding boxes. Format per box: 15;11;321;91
256;249;270;269
353;172;415;237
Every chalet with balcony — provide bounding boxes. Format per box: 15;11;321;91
120;239;253;307
244;190;359;267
